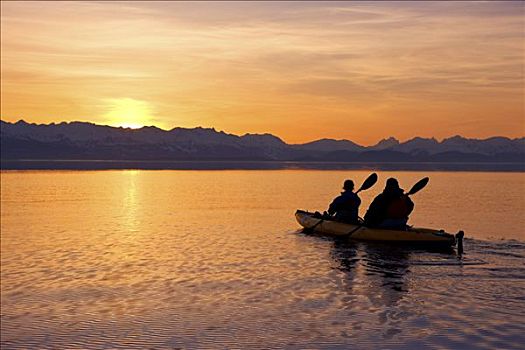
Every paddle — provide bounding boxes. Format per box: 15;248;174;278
406;177;429;196
310;173;378;230
356;173;378;194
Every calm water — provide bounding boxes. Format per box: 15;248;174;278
1;170;524;349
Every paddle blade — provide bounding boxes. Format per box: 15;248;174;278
357;173;378;192
408;177;429;195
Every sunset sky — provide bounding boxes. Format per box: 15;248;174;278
1;1;523;145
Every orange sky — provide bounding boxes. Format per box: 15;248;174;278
1;1;524;145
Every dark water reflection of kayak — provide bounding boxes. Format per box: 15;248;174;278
322;236;525;348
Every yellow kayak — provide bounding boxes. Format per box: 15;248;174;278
296;210;463;249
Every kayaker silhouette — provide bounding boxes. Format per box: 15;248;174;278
327;179;361;224
364;178;414;230
322;173;378;225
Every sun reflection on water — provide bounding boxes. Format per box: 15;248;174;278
121;170;140;233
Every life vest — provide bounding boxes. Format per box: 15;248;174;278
386;195;411;219
330;192;361;223
341;196;358;211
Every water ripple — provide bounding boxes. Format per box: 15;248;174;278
2;170;525;349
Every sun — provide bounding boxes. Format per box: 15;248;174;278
105;98;155;129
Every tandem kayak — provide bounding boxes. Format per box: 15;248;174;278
295;210;464;250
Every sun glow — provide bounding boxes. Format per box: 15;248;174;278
105;98;155;129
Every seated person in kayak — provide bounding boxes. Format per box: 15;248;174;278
327;179;361;224
364;178;414;230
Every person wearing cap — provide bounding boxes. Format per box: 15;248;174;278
364;178;414;229
327;179;361;224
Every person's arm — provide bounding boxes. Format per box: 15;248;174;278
364;195;381;224
328;196;341;216
405;195;414;215
354;194;362;208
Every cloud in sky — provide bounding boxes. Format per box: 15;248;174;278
1;1;523;144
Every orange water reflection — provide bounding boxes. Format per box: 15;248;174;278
1;170;524;348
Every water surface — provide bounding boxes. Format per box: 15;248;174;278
1;170;524;349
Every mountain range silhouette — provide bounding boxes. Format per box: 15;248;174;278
1;120;524;167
